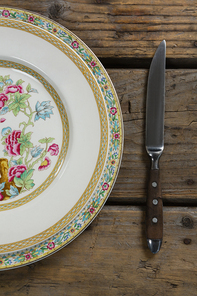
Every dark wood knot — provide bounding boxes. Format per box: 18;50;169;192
182;217;194;229
187;179;195;185
194;41;197;47
48;2;64;19
183;238;191;245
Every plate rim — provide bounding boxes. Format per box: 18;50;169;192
0;6;124;270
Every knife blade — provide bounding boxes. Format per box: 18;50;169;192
145;40;166;254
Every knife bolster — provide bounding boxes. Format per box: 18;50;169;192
149;151;162;170
146;168;163;240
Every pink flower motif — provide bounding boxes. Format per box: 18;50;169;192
89;207;95;214
0;193;4;201
38;157;51;171
102;182;109;191
90;61;97;68
28;15;35;23
71;41;79;49
2;10;10;17
8;165;27;182
5;85;23;94
5;130;21;156
0;118;6;123
0;93;8;110
47;242;55;250
25;253;32;260
110;107;117;115
113;133;120;140
48;143;59;156
0;93;9;102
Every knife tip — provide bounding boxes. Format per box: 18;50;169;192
147;239;162;254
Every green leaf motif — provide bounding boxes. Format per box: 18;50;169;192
17;157;23;165
14;177;24;188
10;12;17;18
4;151;8;156
25;132;32;141
16;79;24;86
47;137;55;143
38;138;47;144
20;145;26;156
20;93;31;102
4;75;10;81
9;102;19;111
24;179;35;190
8;92;31;116
5;189;11;196
26;83;31;92
21;169;34;181
18;133;33;151
14;92;20;100
14;170;35;191
39;137;55;144
12;106;20;117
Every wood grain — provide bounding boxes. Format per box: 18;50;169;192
1;206;197;295
0;0;196;58
108;69;197;205
0;1;196;294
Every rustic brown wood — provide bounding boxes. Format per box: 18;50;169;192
0;206;197;295
0;0;196;58
108;69;197;205
146;169;163;239
0;1;196;294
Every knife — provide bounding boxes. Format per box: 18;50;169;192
145;40;166;254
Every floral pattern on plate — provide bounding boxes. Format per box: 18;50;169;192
0;7;123;269
0;75;59;201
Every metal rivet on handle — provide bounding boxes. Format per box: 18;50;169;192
152;217;158;223
153;199;158;205
152;182;157;188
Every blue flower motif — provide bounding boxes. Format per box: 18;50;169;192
16;13;24;20
0;82;4;87
5;79;13;85
34;101;54;121
0;183;5;193
7;259;12;265
29;88;38;93
58;30;66;37
31;146;43;158
36;19;44;26
106;90;113;97
11;160;18;166
63;232;71;241
46;22;51;28
0;106;9;115
1;126;12;137
8;186;19;198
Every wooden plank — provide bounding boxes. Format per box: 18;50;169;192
0;1;196;58
108;69;197;204
1;206;197;295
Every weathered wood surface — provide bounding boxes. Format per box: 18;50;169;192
108;69;197;205
0;0;196;58
0;0;197;294
1;206;197;295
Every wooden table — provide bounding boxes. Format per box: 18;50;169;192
2;0;197;295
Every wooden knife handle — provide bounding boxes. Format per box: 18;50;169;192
146;169;163;240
